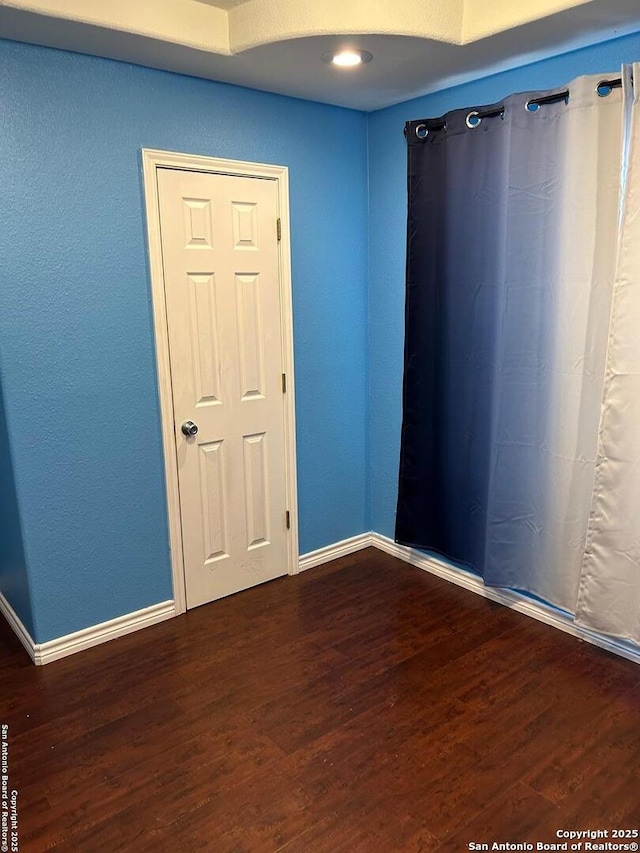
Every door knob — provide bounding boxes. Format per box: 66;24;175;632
181;420;199;437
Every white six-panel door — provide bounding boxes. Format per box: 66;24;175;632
156;167;290;608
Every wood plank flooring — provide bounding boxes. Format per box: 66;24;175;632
1;548;639;851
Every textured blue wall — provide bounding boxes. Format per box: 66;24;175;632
3;27;640;647
0;374;33;636
368;29;640;540
0;39;369;643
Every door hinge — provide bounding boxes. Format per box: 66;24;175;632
286;510;291;529
276;218;282;242
282;373;287;393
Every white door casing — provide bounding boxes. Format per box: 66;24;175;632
142;150;299;613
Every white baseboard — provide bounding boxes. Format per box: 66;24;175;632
36;601;176;665
4;530;638;666
298;532;374;572
371;533;640;665
0;595;175;665
0;592;36;664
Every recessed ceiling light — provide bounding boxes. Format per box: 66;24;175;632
322;49;373;68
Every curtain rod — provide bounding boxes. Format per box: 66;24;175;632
404;76;624;138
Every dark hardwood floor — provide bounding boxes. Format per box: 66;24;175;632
1;548;639;851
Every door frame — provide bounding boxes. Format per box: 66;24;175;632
141;148;299;615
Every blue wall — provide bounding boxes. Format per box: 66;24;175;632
3;28;640;647
0;373;33;636
367;29;640;539
0;39;369;643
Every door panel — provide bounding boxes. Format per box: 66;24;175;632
157;168;288;608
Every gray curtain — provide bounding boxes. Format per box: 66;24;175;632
397;73;623;616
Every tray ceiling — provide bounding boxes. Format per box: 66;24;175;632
0;0;639;109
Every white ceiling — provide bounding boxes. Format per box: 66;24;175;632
196;0;251;8
0;0;639;110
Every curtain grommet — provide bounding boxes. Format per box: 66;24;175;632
415;124;428;139
466;111;481;128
